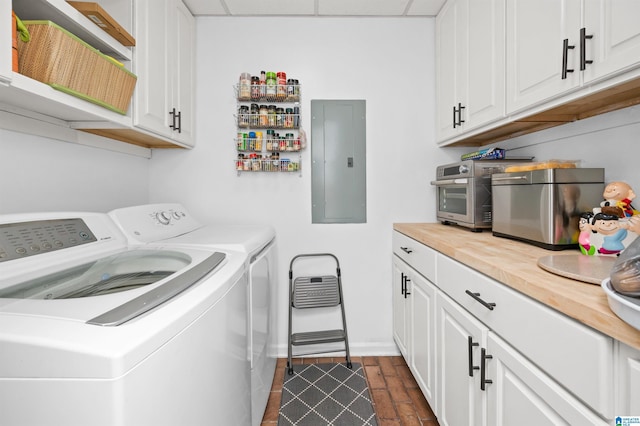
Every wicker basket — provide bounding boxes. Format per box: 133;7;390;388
17;20;136;115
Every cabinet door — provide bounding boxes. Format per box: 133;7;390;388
436;0;504;143
486;333;608;426
582;0;640;84
506;0;581;113
617;342;640;416
410;271;437;410
133;0;172;138
392;256;409;358
436;291;487;426
436;0;467;141
465;0;505;129
171;0;195;146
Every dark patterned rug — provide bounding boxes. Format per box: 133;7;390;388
278;363;378;426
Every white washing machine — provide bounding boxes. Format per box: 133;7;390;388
0;211;251;426
109;203;278;426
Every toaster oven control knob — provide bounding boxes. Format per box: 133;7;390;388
459;164;469;174
156;211;172;225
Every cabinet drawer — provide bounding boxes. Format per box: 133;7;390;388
393;231;436;282
436;254;614;419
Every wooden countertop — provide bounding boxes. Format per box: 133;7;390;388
393;223;640;351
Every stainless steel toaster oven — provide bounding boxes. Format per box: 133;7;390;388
431;159;531;231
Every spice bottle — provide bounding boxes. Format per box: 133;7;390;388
266;72;277;99
250;103;259;127
276;72;287;100
259;71;266;98
251;76;260;100
268;105;277;127
239;72;251;100
238;105;249;127
276;107;284;128
259;105;268;127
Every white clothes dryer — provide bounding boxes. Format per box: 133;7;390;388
0;211;250;426
109;203;278;426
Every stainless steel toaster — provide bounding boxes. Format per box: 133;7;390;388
491;168;605;250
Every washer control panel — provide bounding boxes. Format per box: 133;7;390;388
154;209;186;225
0;218;97;262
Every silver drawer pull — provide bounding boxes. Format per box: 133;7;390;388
465;290;496;310
400;246;413;254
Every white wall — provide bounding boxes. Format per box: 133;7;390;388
0;128;149;214
149;16;465;356
496;104;640;183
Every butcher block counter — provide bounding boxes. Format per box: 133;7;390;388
394;222;640;351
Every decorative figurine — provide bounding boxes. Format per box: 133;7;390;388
580;181;639;256
601;181;638;217
578;212;596;255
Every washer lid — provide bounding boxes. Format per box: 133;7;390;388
0;249;192;300
0;247;225;326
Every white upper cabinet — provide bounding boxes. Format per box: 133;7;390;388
1;0;133;125
582;0;640;84
506;0;640;115
438;0;640;146
133;0;195;147
436;0;505;143
505;0;581;114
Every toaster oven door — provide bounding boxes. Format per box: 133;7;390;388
432;179;475;226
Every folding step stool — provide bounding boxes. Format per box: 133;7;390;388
287;253;351;375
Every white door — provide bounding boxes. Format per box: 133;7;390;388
437;291;487;426
582;0;640;83
392;256;409;358
436;0;468;141
171;0;195;146
410;270;437;410
617;342;640;416
486;332;608;426
505;0;581;113
133;0;172;138
466;0;505;129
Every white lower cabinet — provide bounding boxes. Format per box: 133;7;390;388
486;332;607;426
617;342;640;416
391;230;634;426
436;291;487;426
409;266;437;410
392;256;410;358
392;254;437;410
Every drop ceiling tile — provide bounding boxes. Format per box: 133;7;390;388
406;0;446;15
183;0;228;15
224;0;316;15
318;0;410;16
